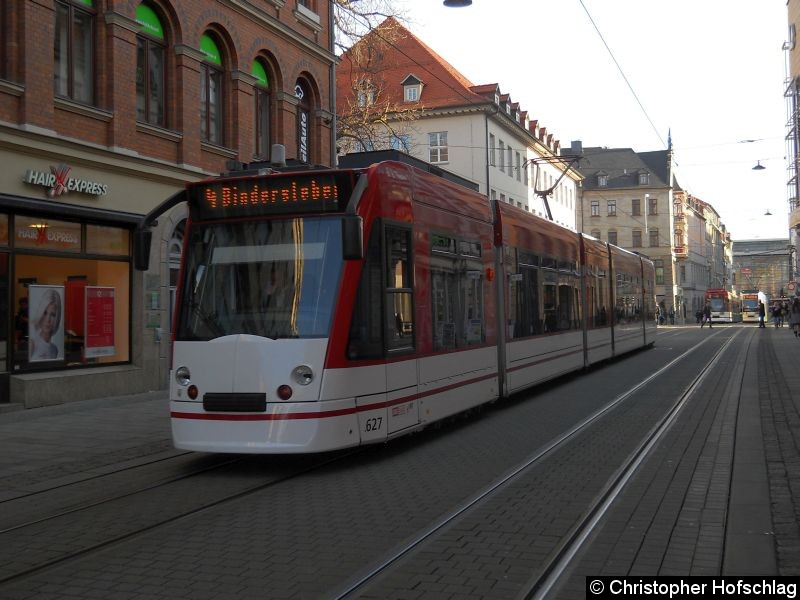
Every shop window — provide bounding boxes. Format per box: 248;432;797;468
54;0;95;104
0;214;8;246
200;33;224;145
13;255;130;370
15;216;82;253
135;2;166;126
253;59;272;160
86;224;129;255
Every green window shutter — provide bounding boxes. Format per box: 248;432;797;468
135;3;164;40
200;34;222;66
252;61;269;88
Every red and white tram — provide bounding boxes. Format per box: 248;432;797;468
704;288;742;323
147;160;655;453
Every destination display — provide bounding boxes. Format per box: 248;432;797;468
189;171;355;220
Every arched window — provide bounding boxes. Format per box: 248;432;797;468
200;33;224;145
54;0;95;104
135;2;166;126
295;78;312;163
252;59;271;160
0;2;6;79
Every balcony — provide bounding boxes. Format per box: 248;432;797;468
673;245;688;257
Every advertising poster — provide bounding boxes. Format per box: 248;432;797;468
28;285;65;362
85;287;115;358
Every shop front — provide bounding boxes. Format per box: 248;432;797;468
0;197;143;406
0;140;192;408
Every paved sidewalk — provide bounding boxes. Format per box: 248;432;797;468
0;390;171;500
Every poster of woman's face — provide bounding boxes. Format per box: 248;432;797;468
28;285;64;362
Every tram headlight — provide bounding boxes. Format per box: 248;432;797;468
175;366;191;386
291;365;314;386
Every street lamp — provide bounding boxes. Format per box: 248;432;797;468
752;160;766;171
443;0;472;5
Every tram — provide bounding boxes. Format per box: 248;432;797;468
741;290;769;323
704;288;742;323
141;159;656;453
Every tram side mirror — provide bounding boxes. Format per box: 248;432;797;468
133;228;153;271
342;215;364;260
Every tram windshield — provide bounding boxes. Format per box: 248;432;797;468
709;298;725;312
742;297;759;311
175;217;343;340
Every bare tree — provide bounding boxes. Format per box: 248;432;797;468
334;2;424;155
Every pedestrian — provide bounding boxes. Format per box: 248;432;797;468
772;304;781;328
758;300;766;328
695;309;702;324
701;302;712;328
669;306;675;325
789;298;800;337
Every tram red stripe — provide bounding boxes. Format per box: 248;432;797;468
171;372;497;422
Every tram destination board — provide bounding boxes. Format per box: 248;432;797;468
188;170;355;220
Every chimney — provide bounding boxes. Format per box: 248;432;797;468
570;140;583;155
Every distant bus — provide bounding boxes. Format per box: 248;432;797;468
741;290;769;323
705;288;742;323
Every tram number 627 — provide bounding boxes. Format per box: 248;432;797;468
364;417;383;432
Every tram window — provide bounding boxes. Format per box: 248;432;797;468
463;269;483;345
512;265;542;337
432;267;458;350
348;224;384;359
431;235;484;350
543;271;558;333
386;227;414;352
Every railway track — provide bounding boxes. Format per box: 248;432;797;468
331;328;744;599
0;327;747;599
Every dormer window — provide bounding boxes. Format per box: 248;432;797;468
401;74;423;103
597;173;608;187
638;172;650;185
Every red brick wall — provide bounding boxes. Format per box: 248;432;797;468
0;0;334;171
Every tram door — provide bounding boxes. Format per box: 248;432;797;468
0;253;9;402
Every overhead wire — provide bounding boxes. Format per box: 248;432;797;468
577;0;667;150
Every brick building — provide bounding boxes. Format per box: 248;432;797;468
0;0;335;407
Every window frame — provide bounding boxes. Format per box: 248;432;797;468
590;200;600;217
253;59;272;160
54;0;95;105
135;3;167;127
607;199;616;217
428;131;448;164
200;33;224;145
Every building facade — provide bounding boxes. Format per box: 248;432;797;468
336;17;581;230
0;0;335;407
576;145;733;321
733;239;792;301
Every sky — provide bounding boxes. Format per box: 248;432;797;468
393;0;790;241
